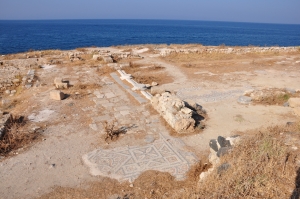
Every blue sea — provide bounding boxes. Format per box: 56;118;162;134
0;19;299;55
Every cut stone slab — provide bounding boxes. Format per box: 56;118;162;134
82;134;198;182
50;90;65;100
237;95;252;104
288;98;300;108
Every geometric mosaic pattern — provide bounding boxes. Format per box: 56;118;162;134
82;134;198;182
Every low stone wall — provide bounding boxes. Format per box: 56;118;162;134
157;46;299;57
151;92;198;133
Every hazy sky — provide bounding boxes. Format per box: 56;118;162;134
0;0;299;24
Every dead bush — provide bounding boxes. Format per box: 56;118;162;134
0;115;41;156
103;120;126;143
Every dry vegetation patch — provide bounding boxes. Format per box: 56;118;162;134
197;122;300;199
122;62;172;85
0;115;41;156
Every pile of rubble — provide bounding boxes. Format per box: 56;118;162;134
151;92;204;133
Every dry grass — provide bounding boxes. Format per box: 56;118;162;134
249;89;300;106
122;62;172;85
197;122;300;199
0;115;41;156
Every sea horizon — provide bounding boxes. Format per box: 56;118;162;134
1;19;300;54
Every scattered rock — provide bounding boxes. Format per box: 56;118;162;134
283;102;289;107
150;86;169;95
54;77;68;89
217;136;231;148
237;95;252;104
5;90;10;94
285;88;296;94
50;90;65;100
243;89;254;96
151;82;158;86
217;147;231;157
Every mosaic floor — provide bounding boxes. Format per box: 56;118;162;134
83;134;198;182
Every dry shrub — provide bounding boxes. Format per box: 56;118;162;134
0;115;40;156
197;122;300;199
103;120;126;143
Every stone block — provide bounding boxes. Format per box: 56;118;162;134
50;90;64;100
288;98;300;108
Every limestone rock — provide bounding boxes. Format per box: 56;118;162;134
50;90;65;100
151;92;198;134
237;96;252;104
151;82;158;86
54;77;68;89
55;82;68;89
103;56;113;63
288;98;300;108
